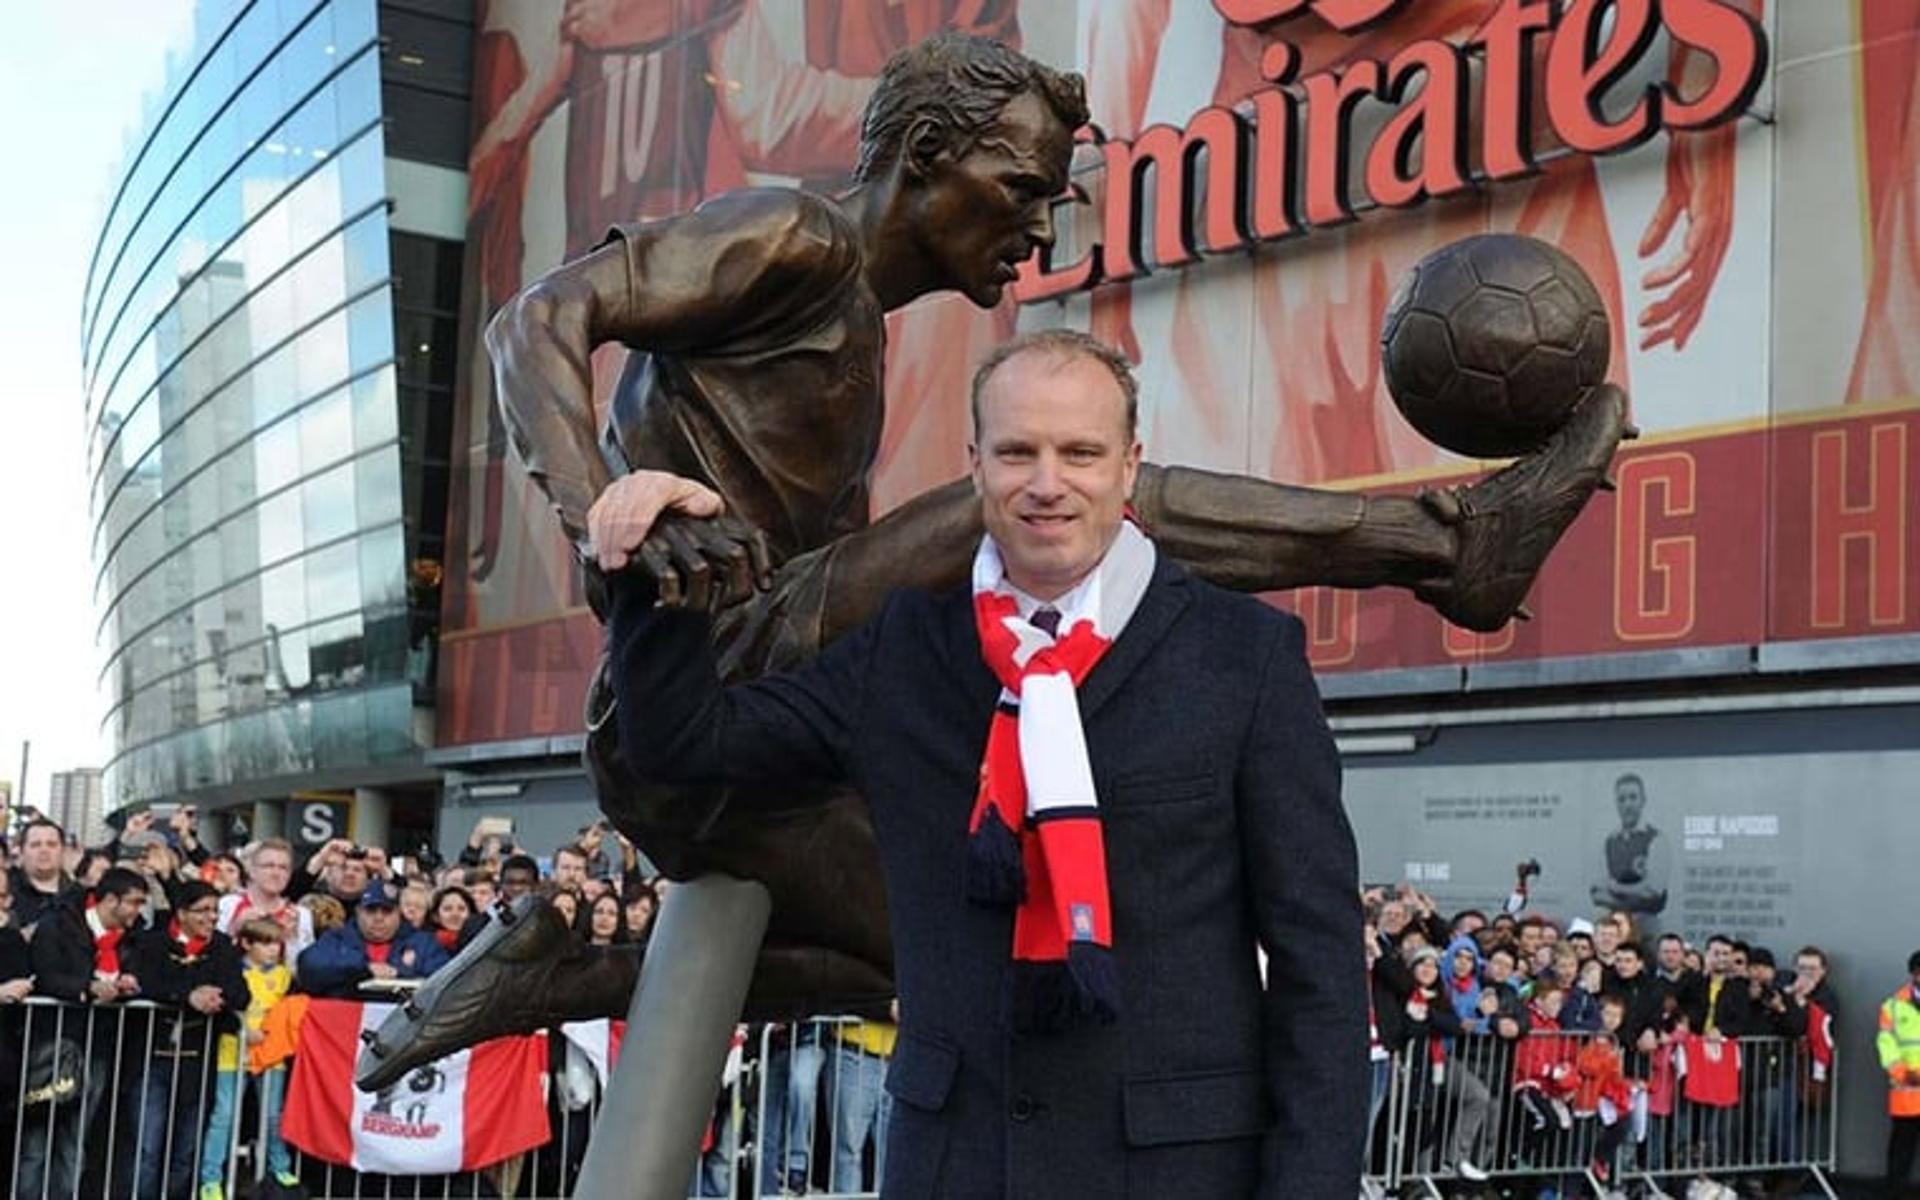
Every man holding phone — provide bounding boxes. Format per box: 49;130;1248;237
461;816;517;868
303;838;373;917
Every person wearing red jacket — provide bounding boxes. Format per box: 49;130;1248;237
1511;982;1579;1163
1576;994;1648;1187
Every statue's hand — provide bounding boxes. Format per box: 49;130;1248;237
637;512;773;611
587;470;771;611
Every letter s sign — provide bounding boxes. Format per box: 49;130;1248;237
300;802;337;845
290;794;353;852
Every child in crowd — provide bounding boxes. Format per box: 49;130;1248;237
200;917;305;1200
1512;981;1580;1161
1575;995;1650;1187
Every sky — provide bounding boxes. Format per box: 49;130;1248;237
0;2;197;806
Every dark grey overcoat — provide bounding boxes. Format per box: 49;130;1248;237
608;555;1367;1199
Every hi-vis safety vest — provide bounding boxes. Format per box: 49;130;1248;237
1878;983;1920;1117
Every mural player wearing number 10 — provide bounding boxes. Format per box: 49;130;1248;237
364;32;1629;1197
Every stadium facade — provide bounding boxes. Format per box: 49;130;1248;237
81;0;472;855
78;0;1920;1179
431;3;1919;1178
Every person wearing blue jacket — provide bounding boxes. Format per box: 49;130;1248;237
298;880;449;998
1445;935;1486;1029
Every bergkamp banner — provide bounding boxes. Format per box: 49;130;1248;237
439;0;1920;746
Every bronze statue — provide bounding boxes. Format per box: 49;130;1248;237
359;33;1627;1092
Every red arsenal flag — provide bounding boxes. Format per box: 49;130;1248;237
283;999;549;1174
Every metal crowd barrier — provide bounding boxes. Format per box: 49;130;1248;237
29;1000;1831;1200
1;996;753;1200
748;1017;890;1200
9;995;232;1200
1363;1030;1840;1199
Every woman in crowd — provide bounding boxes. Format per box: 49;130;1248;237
74;849;112;888
624;886;656;942
207;853;246;894
1562;957;1607;1032
428;886;476;953
581;891;627;947
1397;944;1494;1182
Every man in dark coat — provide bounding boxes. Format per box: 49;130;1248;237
10;816;79;932
1692;934;1754;1037
598;331;1367;1197
299;880;450;998
125;879;249;1198
19;866;150;1197
1606;939;1666;1051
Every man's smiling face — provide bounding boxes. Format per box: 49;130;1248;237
970;348;1140;600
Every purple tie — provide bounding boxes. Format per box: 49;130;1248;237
1031;607;1062;638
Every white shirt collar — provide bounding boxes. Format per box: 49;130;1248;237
1005;573;1096;624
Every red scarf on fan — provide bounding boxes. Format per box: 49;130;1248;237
169;918;210;960
86;898;125;978
967;521;1155;1032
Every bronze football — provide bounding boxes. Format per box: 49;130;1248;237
1380;234;1611;458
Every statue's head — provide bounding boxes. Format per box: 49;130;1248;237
856;34;1087;307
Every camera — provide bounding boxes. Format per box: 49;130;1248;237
1516;859;1542;882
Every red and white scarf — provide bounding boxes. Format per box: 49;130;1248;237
169;918;210;961
86;901;125;980
968;520;1154;1032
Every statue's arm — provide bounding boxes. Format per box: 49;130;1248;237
484;243;632;552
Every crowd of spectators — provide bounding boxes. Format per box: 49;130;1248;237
1364;869;1841;1199
0;806;668;1199
4;801;1875;1199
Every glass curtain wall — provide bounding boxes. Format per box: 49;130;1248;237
82;0;416;806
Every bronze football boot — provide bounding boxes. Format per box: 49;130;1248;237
1413;383;1634;633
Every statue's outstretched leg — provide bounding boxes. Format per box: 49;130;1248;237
801;387;1628;641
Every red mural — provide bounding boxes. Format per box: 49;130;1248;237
439;1;1919;747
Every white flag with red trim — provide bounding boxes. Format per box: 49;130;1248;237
559;1018;626;1089
283;999;549;1174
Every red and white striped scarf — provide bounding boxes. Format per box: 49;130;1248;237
86;900;126;980
967;520;1155;1032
